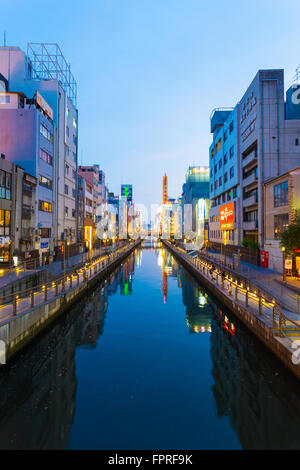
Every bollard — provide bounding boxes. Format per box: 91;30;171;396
31;289;34;307
44;286;47;301
245;290;248;307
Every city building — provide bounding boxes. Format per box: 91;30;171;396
0;44;79;251
182;166;210;244
264;166;300;273
209;69;300;264
209;106;240;246
0;90;54;262
0;153;37;265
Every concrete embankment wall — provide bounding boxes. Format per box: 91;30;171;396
163;241;300;380
0;242;140;363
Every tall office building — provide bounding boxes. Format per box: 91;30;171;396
0;43;78;250
209;69;300;266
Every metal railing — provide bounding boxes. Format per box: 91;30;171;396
0;241;138;320
165;241;300;342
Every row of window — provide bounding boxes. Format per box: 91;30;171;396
40;124;53;144
212;187;237;207
38;200;52;213
0;170;11;200
210;229;235;241
274;180;288;207
65;163;76;179
40;148;53;166
0;209;10;236
39;175;52;190
211;146;235;177
274;213;289;239
64;206;76;217
64;184;76;198
211;167;234;191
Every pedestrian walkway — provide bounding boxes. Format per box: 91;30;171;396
203;249;300;314
0;243;133;324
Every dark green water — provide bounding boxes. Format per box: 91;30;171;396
0;247;300;450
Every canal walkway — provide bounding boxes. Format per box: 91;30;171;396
164;240;300;380
203;249;299;314
0;240;140;363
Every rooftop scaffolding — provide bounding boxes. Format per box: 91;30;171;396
27;43;77;107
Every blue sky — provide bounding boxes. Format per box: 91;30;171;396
1;0;300;205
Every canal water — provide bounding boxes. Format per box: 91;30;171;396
0;247;300;450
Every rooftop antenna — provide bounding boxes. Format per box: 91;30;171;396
4;31;6;47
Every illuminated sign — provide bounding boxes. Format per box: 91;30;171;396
121;184;132;202
36;91;53;120
220;202;234;230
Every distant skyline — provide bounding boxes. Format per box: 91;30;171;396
1;0;300;206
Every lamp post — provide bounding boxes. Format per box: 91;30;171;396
282;246;286;282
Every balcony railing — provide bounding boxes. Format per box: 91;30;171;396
242;150;257;168
243;194;258;208
243;220;258;230
243;172;257;188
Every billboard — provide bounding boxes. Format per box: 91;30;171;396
220;202;234;230
121;184;132;203
36;91;53;120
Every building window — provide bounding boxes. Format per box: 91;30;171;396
40;227;51;238
64;184;69;195
296;138;299;146
73;118;77;129
224;153;228;164
65;206;69;217
39;175;52;190
66;107;69;118
72;209;76;217
219;159;222;169
0;209;10;236
72;188;76;198
38;200;52;212
40;148;53;166
210;184;213;192
224;172;228;183
210;169;213;177
72;169;76;179
66;126;69;137
0;170;11;200
73;152;76;162
65;145;69;158
274;213;289;239
230;146;234;159
224;129;228;142
214;164;217;174
229;121;234;134
0;95;10;104
227;191;231;201
219;176;222;186
40;124;53;143
230;166;234;179
65;164;69;176
274;181;288;207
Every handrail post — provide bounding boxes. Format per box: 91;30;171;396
44;285;47;301
245;290;248;307
279;312;284;337
31;289;34;307
235;285;238;301
258;295;262;315
272;304;277;326
13;294;17;315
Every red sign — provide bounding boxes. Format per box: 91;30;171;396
220;202;234;230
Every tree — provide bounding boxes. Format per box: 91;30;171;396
280;211;300;254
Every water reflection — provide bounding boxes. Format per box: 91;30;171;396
0;248;299;449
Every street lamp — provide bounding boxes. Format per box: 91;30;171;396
282;246;286;282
